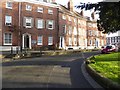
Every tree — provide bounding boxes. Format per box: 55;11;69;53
76;2;120;33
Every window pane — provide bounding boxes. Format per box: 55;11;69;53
26;23;31;26
38;36;43;45
74;27;77;35
37;7;43;13
37;19;43;29
25;17;32;27
47;20;54;29
69;37;72;45
48;9;53;14
4;33;12;45
26;18;31;23
6;1;12;9
48;37;53;45
63;25;66;34
26;5;32;11
5;15;12;25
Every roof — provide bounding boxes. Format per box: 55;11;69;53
59;4;87;20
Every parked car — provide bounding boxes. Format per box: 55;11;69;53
101;45;116;53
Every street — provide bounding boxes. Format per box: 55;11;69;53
2;51;102;88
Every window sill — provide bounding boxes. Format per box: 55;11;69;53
48;28;53;30
37;44;43;45
25;26;32;28
6;7;12;9
4;44;12;45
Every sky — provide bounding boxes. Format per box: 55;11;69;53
56;0;104;19
56;0;104;6
56;0;119;35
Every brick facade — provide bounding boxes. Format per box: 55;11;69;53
0;0;106;51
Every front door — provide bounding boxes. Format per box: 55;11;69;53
24;35;29;48
22;34;31;49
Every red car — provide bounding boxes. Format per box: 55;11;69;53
101;45;116;53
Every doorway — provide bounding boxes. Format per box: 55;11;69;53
24;35;29;48
22;33;31;49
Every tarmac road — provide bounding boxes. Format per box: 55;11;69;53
2;51;104;89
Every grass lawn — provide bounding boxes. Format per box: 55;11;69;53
89;52;120;84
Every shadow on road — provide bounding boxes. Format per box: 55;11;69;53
2;51;100;88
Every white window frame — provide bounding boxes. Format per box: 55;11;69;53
26;4;32;11
63;25;66;34
37;7;43;13
74;37;77;46
24;17;33;28
37;36;43;45
48;9;53;14
4;33;12;45
5;15;12;26
69;26;72;35
6;1;12;9
73;27;77;35
62;15;66;20
68;16;71;21
47;20;54;30
78;28;81;35
69;37;72;46
36;19;44;29
48;36;53;45
74;18;77;25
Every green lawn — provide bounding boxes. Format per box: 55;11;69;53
89;52;120;84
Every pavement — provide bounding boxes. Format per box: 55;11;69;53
2;51;104;89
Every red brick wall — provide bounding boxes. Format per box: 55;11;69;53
2;1;19;46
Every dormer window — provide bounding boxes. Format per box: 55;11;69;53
6;1;12;9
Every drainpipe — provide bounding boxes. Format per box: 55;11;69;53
18;2;22;52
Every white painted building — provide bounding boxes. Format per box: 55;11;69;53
106;30;120;46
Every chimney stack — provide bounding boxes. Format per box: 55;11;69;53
80;10;84;16
68;0;73;11
91;12;95;20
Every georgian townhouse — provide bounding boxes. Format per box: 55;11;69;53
1;0;59;51
1;0;20;51
20;1;59;49
0;0;106;51
87;19;106;49
58;0;87;50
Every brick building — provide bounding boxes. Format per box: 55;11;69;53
0;0;106;51
87;20;106;49
58;0;87;49
1;0;59;51
58;0;106;50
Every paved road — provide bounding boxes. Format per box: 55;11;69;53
2;51;103;88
